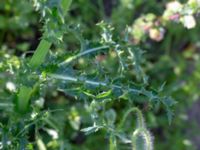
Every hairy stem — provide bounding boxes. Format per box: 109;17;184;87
118;107;145;130
132;128;153;150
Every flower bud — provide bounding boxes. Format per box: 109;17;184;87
149;28;165;42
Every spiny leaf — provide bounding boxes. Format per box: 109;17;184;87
81;125;103;135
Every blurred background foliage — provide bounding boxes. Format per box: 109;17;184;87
0;0;200;149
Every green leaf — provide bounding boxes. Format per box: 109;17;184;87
105;109;116;125
81;125;103;135
96;90;112;99
83;91;95;98
163;97;177;107
166;109;174;125
61;0;72;14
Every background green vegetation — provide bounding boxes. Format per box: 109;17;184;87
0;0;200;149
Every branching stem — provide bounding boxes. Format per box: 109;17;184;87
48;73;141;94
17;0;72;114
47;74;159;101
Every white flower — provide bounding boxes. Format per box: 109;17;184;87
7;141;11;145
35;97;45;108
6;82;16;92
182;15;196;29
31;112;38;119
166;1;183;12
0;142;3;149
46;129;58;139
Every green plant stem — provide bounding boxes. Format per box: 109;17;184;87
109;135;117;150
115;108;153;150
17;86;32;113
48;73;141;93
17;0;73;114
29;39;52;68
37;136;47;150
117;107;145;130
30;0;72;68
59;45;109;66
48;74;159;100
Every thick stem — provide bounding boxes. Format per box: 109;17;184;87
30;0;73;68
29;39;51;68
17;86;32;113
17;0;73;114
109;135;117;150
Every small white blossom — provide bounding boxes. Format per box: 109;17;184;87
0;142;3;149
166;1;183;12
35;97;45;108
182;15;196;29
6;82;16;92
7;141;11;145
46;129;58;139
183;139;192;146
31;112;38;119
4;54;10;58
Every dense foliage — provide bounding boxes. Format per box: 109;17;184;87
0;0;200;150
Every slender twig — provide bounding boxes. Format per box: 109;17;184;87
58;45;109;66
117;107;145;130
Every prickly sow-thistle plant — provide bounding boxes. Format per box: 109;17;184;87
0;0;176;149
